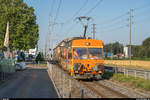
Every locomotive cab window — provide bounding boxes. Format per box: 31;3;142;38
88;48;103;59
73;48;88;59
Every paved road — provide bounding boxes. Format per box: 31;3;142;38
0;67;58;98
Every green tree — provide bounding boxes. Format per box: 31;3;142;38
142;37;150;49
0;0;39;51
131;45;141;57
104;42;123;55
142;37;150;58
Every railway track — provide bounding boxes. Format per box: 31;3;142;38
79;80;129;98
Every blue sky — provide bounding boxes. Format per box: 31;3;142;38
24;0;150;52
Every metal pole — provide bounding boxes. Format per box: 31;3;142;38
60;67;62;97
49;16;52;60
129;8;132;65
63;73;65;98
83;25;88;38
111;44;112;60
62;71;64;98
69;79;72;98
45;41;47;59
92;24;96;39
81;89;84;98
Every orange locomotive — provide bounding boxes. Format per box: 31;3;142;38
53;37;104;80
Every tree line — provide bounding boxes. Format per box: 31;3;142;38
131;37;150;58
104;37;150;58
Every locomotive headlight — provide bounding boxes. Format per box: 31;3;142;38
85;42;90;46
92;64;102;71
73;63;82;71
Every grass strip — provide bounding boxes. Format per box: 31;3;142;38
103;71;150;91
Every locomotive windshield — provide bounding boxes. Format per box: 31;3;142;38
73;48;103;59
73;48;88;59
88;48;103;59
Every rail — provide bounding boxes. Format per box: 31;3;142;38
47;61;130;98
47;61;102;98
79;81;128;98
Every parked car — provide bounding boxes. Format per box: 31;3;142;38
15;62;26;71
25;57;32;62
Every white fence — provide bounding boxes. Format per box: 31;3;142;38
105;65;150;80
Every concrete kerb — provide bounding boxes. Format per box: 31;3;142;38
47;65;61;98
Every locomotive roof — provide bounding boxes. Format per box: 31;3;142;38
54;37;85;50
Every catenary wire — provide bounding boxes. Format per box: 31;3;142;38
84;0;103;16
64;0;89;24
54;0;62;24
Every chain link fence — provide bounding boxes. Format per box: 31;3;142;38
47;62;97;98
0;59;15;81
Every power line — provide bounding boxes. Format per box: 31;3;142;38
52;0;62;48
98;12;129;25
63;0;89;38
133;8;150;18
134;16;150;25
133;3;150;11
84;0;103;15
96;3;150;27
49;0;56;16
64;0;102;38
64;0;89;24
99;24;128;33
54;0;62;24
64;22;78;37
97;17;128;29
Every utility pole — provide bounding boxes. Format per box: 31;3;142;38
129;8;132;65
49;16;64;60
92;24;96;39
49;16;52;60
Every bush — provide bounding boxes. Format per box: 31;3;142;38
35;52;44;64
102;71;114;79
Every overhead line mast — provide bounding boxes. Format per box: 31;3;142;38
129;8;133;65
49;16;52;60
92;24;96;39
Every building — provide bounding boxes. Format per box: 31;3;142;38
124;46;129;58
29;48;37;56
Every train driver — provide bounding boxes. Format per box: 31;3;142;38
89;53;98;59
73;49;79;59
